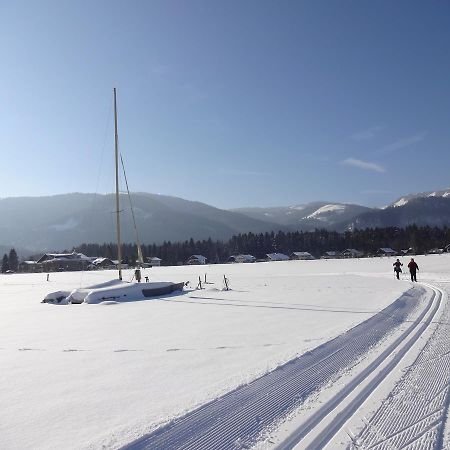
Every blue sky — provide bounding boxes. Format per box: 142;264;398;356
1;0;449;208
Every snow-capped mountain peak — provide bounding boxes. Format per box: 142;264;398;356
306;204;347;220
392;198;408;208
388;188;450;208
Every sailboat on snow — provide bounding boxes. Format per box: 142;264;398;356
43;89;184;304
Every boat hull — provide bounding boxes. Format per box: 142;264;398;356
142;281;185;297
44;280;185;304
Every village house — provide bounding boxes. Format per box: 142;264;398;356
427;248;443;254
18;260;42;273
290;252;315;260
91;257;116;269
321;251;341;259
377;248;398;257
266;253;290;261
186;255;207;265
38;252;93;272
228;254;256;263
145;257;162;267
341;249;364;258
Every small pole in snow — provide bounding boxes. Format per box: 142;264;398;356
46;274;49;282
223;275;229;290
204;273;207;283
197;276;202;290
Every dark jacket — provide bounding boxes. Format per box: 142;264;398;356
408;261;419;272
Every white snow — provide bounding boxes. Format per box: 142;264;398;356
306;204;346;219
392;197;409;207
428;191;437;197
1;255;450;449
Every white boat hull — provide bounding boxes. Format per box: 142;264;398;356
43;279;184;304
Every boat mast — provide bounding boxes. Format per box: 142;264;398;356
113;88;122;280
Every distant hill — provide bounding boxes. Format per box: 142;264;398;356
2;189;450;255
350;196;450;230
387;188;450;208
234;190;450;232
0;193;284;253
232;202;374;231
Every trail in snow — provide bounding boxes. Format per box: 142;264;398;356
121;288;425;450
288;283;441;449
354;283;450;450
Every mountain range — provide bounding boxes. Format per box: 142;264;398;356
1;188;450;255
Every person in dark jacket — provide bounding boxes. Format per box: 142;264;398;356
393;259;403;279
408;258;419;282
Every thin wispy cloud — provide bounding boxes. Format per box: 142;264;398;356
220;169;270;176
351;125;384;141
375;131;427;154
342;158;386;173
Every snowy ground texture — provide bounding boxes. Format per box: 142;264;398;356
1;255;450;449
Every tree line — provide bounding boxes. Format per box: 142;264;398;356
2;248;19;273
72;225;450;266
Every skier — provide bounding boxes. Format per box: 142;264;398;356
407;258;419;282
393;259;403;280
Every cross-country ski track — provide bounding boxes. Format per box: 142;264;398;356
351;282;449;450
122;282;444;450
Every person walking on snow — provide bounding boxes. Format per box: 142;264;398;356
408;258;419;282
393;259;403;279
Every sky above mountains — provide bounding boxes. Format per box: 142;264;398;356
1;1;449;208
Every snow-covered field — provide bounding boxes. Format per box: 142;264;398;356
1;255;449;449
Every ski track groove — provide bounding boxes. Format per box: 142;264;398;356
296;287;440;450
121;287;427;450
355;283;449;450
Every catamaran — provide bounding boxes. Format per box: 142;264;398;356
43;89;185;304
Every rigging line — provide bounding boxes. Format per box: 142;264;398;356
78;96;113;288
120;153;144;267
95;97;114;199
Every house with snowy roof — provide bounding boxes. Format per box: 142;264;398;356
92;257;116;269
341;249;364;258
228;254;256;263
18;260;41;273
38;252;93;271
377;248;398;257
186;255;207;265
427;248;443;254
145;257;162;267
266;253;289;261
290;252;315;260
37;252;92;263
321;251;341;259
